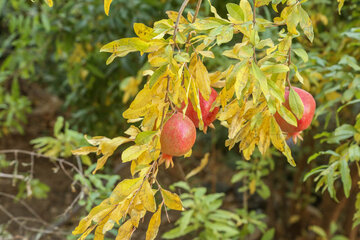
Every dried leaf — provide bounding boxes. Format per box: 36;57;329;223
186;153;210;179
71;146;98;155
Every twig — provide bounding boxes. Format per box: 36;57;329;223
286;45;292;87
0;192;47;225
155;179;171;223
252;2;257;64
172;0;190;51
0;172;26;180
0;149;83;177
193;0;203;22
0;204;69;235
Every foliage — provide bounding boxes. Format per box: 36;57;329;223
0;0;188;136
67;0;322;237
231;152;273;199
163;182;242;239
0;78;31;136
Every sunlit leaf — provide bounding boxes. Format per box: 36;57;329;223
161;189;183;211
139;180;157;212
289;88;304;119
104;0;112;16
146;204;162;240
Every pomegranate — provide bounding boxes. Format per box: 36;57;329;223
274;87;316;142
160;113;196;168
182;88;219;132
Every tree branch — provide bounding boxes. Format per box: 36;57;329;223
172;0;190;51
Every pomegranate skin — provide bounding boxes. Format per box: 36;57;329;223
160;113;196;157
274;87;316;134
185;88;219;128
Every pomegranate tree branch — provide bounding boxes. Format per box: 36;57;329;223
252;3;257;64
286;45;292;87
193;0;203;23
172;0;190;51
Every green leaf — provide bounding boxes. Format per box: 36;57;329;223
261;64;289;74
289;87;304;119
309;225;327;238
226;3;244;22
135;131;157;145
278;105;297;127
149;65;167;88
340;159;351;198
349;144;360;162
293;48;309;62
261;228;275;240
251;62;270;100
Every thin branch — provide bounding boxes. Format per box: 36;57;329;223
252;2;257;64
155;179;171;223
192;0;203;22
172;0;190;51
286;45;292;87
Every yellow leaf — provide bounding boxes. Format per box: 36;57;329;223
104;0;112;16
44;0;53;7
161;189;183;211
337;0;345;14
71;146;98;155
110;178;142;203
166;11;188;24
109;199;130;224
92;154;111;174
94;215;110;239
240;0;253;22
258;115;270;155
85;135;110;146
100;137;131;155
139;180;157;212
115;220;134;240
146;204;162;240
122;145;148;162
73;199;113;235
186;153;210;179
133;23;156;40
130;209;142;228
249;179;256;194
255;0;271;7
195;59;211;101
270;118;296;166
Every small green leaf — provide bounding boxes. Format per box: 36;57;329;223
261;228;275;240
149;65;167;88
289;88;304;119
309;225;327;238
226;3;244;22
278;105;297;127
340;159;351;198
293;48;309;62
135;131;157;145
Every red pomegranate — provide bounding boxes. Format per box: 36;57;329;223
160;113;196;168
182;88;219;132
274;87;316;142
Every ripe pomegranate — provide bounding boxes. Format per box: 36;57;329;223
181;88;219;132
274;87;316;142
160;113;196;168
